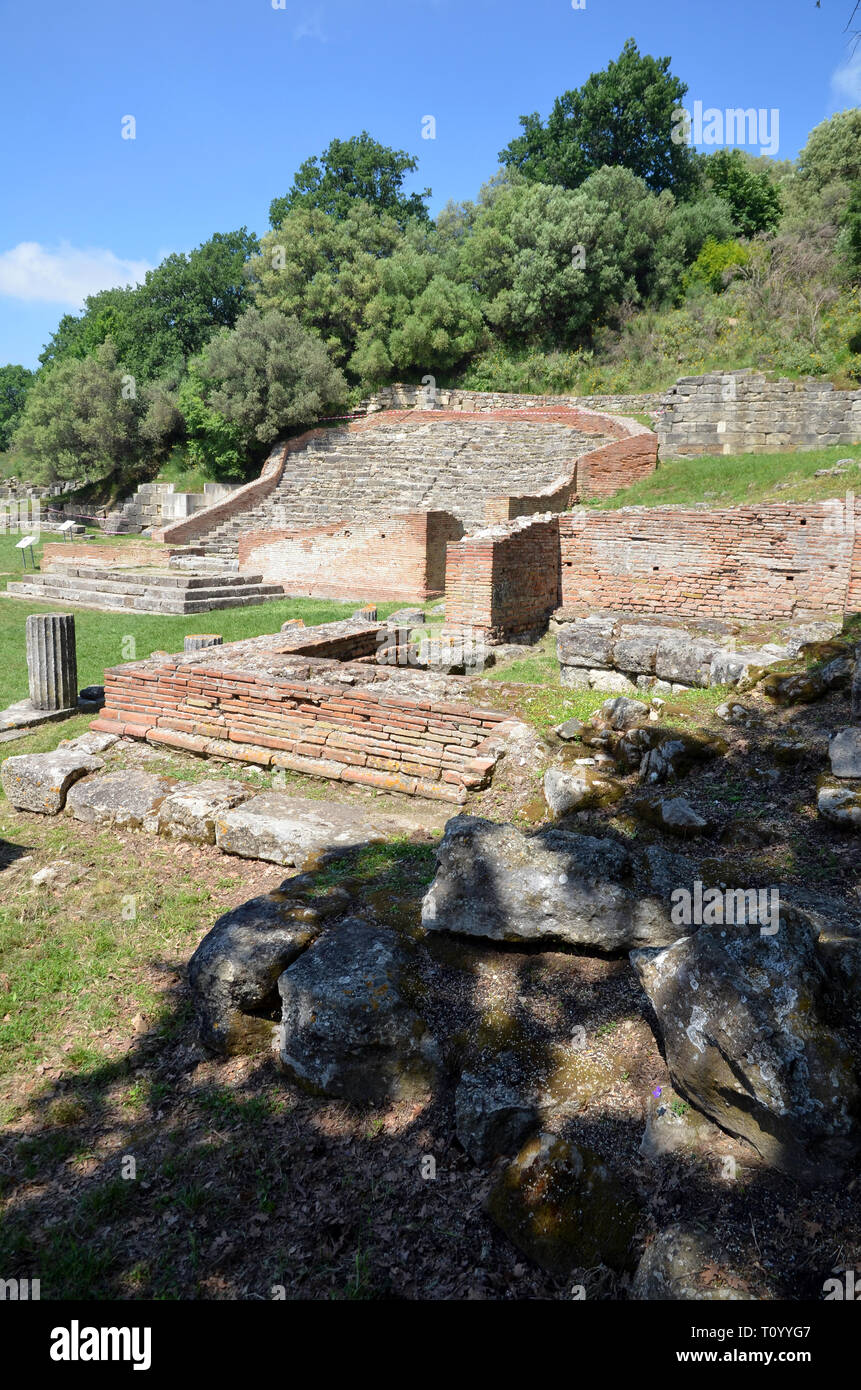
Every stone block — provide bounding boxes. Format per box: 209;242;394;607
215;792;445;867
150;778;253;843
829;728;861;779
557;619;616;668
1;750;103;814
67;770;176;827
613;624;676;675
655;635;718;688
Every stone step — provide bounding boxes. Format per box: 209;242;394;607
179;415;613;558
33;567;270;592
5;577;285;615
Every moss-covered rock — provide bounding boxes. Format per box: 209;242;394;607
760;670;826;705
631;909;859;1182
543;765;626;816
485;1132;640;1274
817;777;861;830
639;731;726;785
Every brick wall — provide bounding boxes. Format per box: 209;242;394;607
444;498;860;633
658;371;861;457
238;511;463;603
41;542;175;571
577;432;661;498
445;517;561;637
92;657;518;804
559;499;860;620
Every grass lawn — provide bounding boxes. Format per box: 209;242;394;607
595;444;860;510
0;530;410;710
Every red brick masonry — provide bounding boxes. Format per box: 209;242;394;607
446;519;561;639
238;512;462;603
559;498;861;620
446;496;861;633
92;643;519;804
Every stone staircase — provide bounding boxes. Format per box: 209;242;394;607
186;417;610;563
5;566;285;615
103;481;240;536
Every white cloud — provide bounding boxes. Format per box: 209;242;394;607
830;47;861;106
0;242;152;307
294;8;326;41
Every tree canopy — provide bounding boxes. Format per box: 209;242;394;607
0;364;35;452
499;39;697;197
180;309;348;478
11;341;177;486
39;229;259;382
703;150;783;237
269;132;431;230
251;201;403;368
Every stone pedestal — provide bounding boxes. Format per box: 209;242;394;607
852;644;861;723
184;634;223;653
26;613;77;711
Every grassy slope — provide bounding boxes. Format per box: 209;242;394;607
594;445;860;510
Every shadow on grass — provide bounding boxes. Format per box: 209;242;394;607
0;816;858;1302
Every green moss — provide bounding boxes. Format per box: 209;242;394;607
485;1133;640;1275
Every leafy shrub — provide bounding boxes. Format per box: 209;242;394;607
180;309;347;479
685;238;750;293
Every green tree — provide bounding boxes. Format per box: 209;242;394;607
350;231;486;383
797;109;861;192
456;168;730;347
703;150;782;237
250;201;404;371
499;39;697;196
180;309;348;478
11;340;173;486
839;181;861;278
39;230;259;382
178;369;246;480
269;132;430;229
684;237;751;293
0;364;35;451
38;296;129;370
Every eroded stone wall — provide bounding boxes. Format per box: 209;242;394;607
366;383;662;416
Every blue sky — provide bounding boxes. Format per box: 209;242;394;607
1;0;858;368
